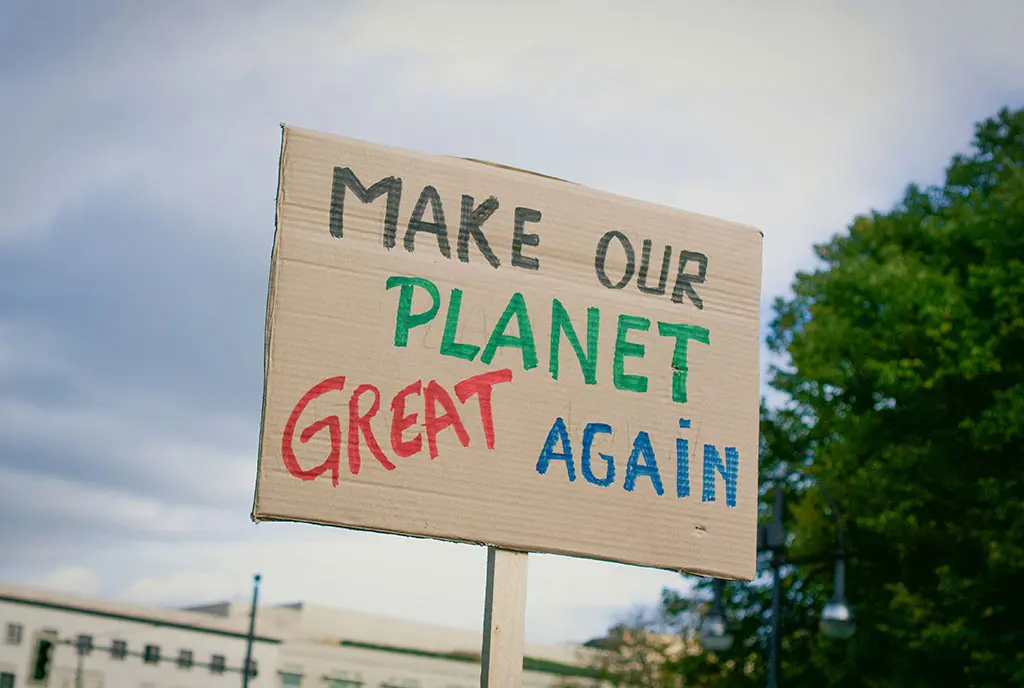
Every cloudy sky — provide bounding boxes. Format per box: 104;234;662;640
1;0;1022;645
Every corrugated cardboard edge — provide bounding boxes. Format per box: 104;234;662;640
251;123;289;524
250;123;764;580
453;157;579;185
251;510;746;581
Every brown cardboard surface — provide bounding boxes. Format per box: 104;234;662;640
253;125;763;580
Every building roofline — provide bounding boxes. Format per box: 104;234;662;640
230;601;592;663
0;589;282;645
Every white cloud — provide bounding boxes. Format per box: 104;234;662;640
113;530;687;644
0;467;241;541
39;566;102;597
0;322;67;379
0;396;255;507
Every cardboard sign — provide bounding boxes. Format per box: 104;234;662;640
252;125;763;579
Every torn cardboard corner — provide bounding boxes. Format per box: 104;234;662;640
252;124;764;580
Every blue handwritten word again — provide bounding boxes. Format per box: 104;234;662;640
536;417;739;507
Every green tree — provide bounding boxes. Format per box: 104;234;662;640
588;106;1024;687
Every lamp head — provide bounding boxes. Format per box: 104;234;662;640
698;613;734;652
820;599;855;640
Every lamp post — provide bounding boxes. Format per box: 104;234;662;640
241;573;261;688
696;483;855;687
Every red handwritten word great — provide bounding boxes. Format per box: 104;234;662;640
281;368;513;485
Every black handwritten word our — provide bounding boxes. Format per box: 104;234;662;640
328;166;710;308
594;230;709;310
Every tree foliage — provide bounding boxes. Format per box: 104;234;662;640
586;106;1024;686
558;606;690;688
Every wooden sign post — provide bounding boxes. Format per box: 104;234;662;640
481;547;529;687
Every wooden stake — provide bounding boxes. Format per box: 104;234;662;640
480;546;529;688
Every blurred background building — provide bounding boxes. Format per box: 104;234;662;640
0;582;597;688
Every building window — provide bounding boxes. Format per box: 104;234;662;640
178;649;194;669
210;654;226;674
323;673;363;688
143;644;160;664
279;672;303;686
0;672;13;688
4;623;22;645
76;634;93;655
110;639;127;659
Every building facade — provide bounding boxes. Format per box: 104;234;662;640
0;583;281;688
0;583;599;688
187;601;599;688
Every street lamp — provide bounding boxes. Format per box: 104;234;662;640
820;558;855;640
696;483;854;686
697;579;734;652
